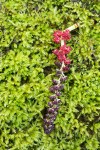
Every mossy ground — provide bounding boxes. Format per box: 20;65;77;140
0;0;100;149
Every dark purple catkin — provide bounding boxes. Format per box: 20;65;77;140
48;101;53;107
44;62;68;134
56;72;61;77
50;85;63;92
54;107;59;111
53;85;60;90
56;69;62;75
53;99;61;104
43;95;60;134
49;87;55;92
56;91;61;96
52;79;58;84
49;95;56;100
55;61;62;67
60;76;67;82
44;124;54;134
59;84;64;90
48;108;55;113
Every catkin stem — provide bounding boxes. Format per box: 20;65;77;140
66;23;79;31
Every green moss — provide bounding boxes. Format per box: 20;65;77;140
0;0;100;149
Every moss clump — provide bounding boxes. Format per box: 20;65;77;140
0;0;100;149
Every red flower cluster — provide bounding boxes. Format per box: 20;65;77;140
53;30;71;64
53;50;70;64
53;29;71;43
53;44;71;64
